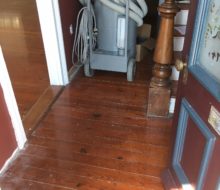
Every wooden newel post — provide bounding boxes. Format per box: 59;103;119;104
147;0;179;117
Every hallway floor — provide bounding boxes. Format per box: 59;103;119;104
0;57;172;189
0;0;50;118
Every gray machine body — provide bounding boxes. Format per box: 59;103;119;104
90;0;137;73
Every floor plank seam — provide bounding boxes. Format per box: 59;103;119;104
24;144;166;175
3;175;75;190
30;134;170;154
19;153;162;182
28;136;170;166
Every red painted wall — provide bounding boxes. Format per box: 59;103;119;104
0;85;17;169
59;0;81;71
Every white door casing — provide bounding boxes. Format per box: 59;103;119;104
36;0;69;85
0;0;66;171
0;47;27;149
0;0;66;149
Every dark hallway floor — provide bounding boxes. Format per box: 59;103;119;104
0;56;172;189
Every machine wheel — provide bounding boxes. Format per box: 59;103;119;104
84;60;94;77
127;59;136;82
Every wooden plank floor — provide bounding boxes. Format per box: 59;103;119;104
0;56;172;189
0;0;50;118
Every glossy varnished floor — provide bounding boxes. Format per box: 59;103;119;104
0;57;172;189
0;0;50;118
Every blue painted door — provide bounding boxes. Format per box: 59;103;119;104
166;0;220;189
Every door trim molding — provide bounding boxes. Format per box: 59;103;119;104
36;0;69;85
172;98;216;190
0;47;27;149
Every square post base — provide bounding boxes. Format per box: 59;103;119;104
147;86;171;118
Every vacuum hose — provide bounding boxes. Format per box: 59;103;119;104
78;0;148;27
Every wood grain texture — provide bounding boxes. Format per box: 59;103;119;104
0;55;172;189
0;0;50;118
23;86;63;136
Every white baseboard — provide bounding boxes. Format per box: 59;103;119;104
170;65;180;81
0;148;19;175
174;37;185;52
175;10;189;25
169;97;176;114
68;65;82;82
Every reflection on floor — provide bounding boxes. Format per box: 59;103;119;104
0;55;172;189
0;0;50;118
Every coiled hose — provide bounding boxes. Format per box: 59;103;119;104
78;0;148;26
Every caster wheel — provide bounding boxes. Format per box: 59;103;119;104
84;61;94;77
127;59;136;82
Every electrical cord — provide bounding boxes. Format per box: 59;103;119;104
73;0;148;66
72;4;97;66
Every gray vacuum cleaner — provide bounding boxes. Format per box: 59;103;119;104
76;0;148;81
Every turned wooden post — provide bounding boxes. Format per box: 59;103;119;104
147;0;179;117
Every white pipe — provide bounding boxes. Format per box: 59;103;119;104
79;0;87;6
118;0;144;18
113;0;120;3
136;0;148;16
99;0;143;26
129;1;144;18
78;0;147;26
